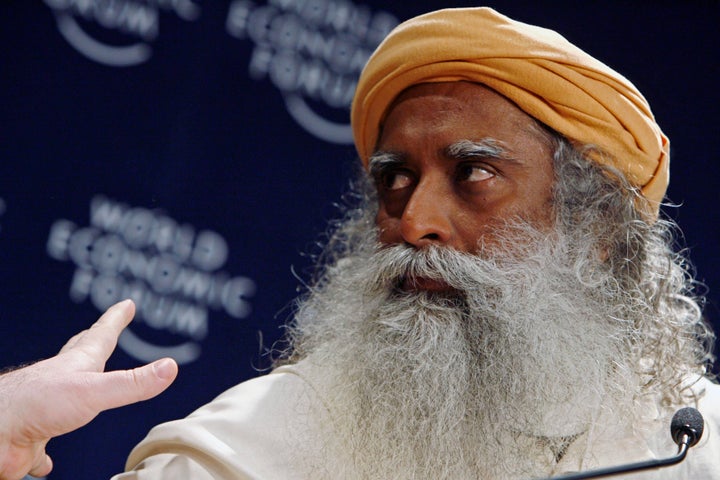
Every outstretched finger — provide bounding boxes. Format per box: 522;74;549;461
66;300;136;365
82;357;179;413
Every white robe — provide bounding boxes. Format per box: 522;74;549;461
111;361;720;479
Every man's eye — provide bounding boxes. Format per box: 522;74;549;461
458;163;494;182
381;171;413;191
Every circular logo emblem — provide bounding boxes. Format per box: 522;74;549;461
45;0;201;67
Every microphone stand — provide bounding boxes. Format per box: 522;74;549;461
534;407;704;480
536;433;692;480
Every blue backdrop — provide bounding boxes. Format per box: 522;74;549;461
1;1;718;478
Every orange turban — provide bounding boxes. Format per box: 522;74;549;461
351;7;669;218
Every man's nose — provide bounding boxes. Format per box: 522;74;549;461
399;178;453;248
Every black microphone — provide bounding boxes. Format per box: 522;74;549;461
534;407;704;480
670;407;704;448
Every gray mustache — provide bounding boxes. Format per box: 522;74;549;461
366;245;488;292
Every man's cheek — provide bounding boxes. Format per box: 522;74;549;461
376;214;402;245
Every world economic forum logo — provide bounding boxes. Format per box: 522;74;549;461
44;0;202;67
46;195;256;365
43;0;397;144
225;0;397;144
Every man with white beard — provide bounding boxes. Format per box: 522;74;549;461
112;7;719;480
0;6;718;480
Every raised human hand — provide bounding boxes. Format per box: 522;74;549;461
0;300;178;480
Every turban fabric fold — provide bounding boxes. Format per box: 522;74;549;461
351;7;669;217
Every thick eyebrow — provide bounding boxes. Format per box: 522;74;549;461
445;139;511;161
368;151;403;178
368;138;518;178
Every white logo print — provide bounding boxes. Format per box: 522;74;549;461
44;0;202;67
226;0;397;144
47;195;256;364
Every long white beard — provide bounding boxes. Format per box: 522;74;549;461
290;225;640;479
